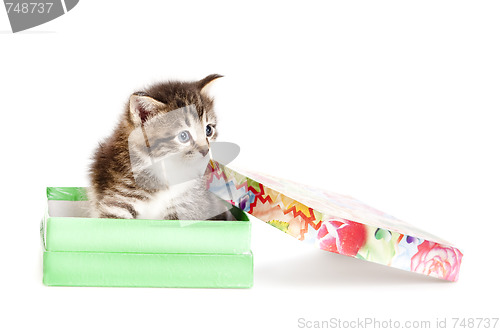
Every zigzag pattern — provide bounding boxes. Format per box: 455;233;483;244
206;160;463;282
207;161;323;239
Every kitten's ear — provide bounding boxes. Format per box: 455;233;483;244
129;94;166;126
197;74;223;93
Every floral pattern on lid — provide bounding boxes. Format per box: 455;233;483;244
207;161;463;281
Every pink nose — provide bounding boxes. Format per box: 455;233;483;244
199;147;209;157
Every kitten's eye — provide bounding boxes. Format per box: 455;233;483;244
178;131;191;143
206;125;214;137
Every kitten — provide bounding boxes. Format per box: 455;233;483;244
88;74;233;220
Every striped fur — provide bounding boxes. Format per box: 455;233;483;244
88;75;233;220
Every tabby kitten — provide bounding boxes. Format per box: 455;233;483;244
88;74;233;220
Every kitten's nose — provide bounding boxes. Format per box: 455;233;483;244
198;147;209;157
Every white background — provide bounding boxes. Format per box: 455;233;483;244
1;1;499;331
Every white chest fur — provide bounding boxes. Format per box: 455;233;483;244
134;180;195;220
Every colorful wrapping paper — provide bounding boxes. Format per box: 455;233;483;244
207;161;463;281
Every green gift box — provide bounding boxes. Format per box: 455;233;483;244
42;187;253;288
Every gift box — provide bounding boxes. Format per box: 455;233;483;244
42;187;253;288
207;161;463;282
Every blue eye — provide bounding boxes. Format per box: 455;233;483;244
178;131;190;143
206;125;214;137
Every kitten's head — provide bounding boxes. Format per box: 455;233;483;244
126;74;222;188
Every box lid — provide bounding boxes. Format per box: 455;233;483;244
207;161;463;281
